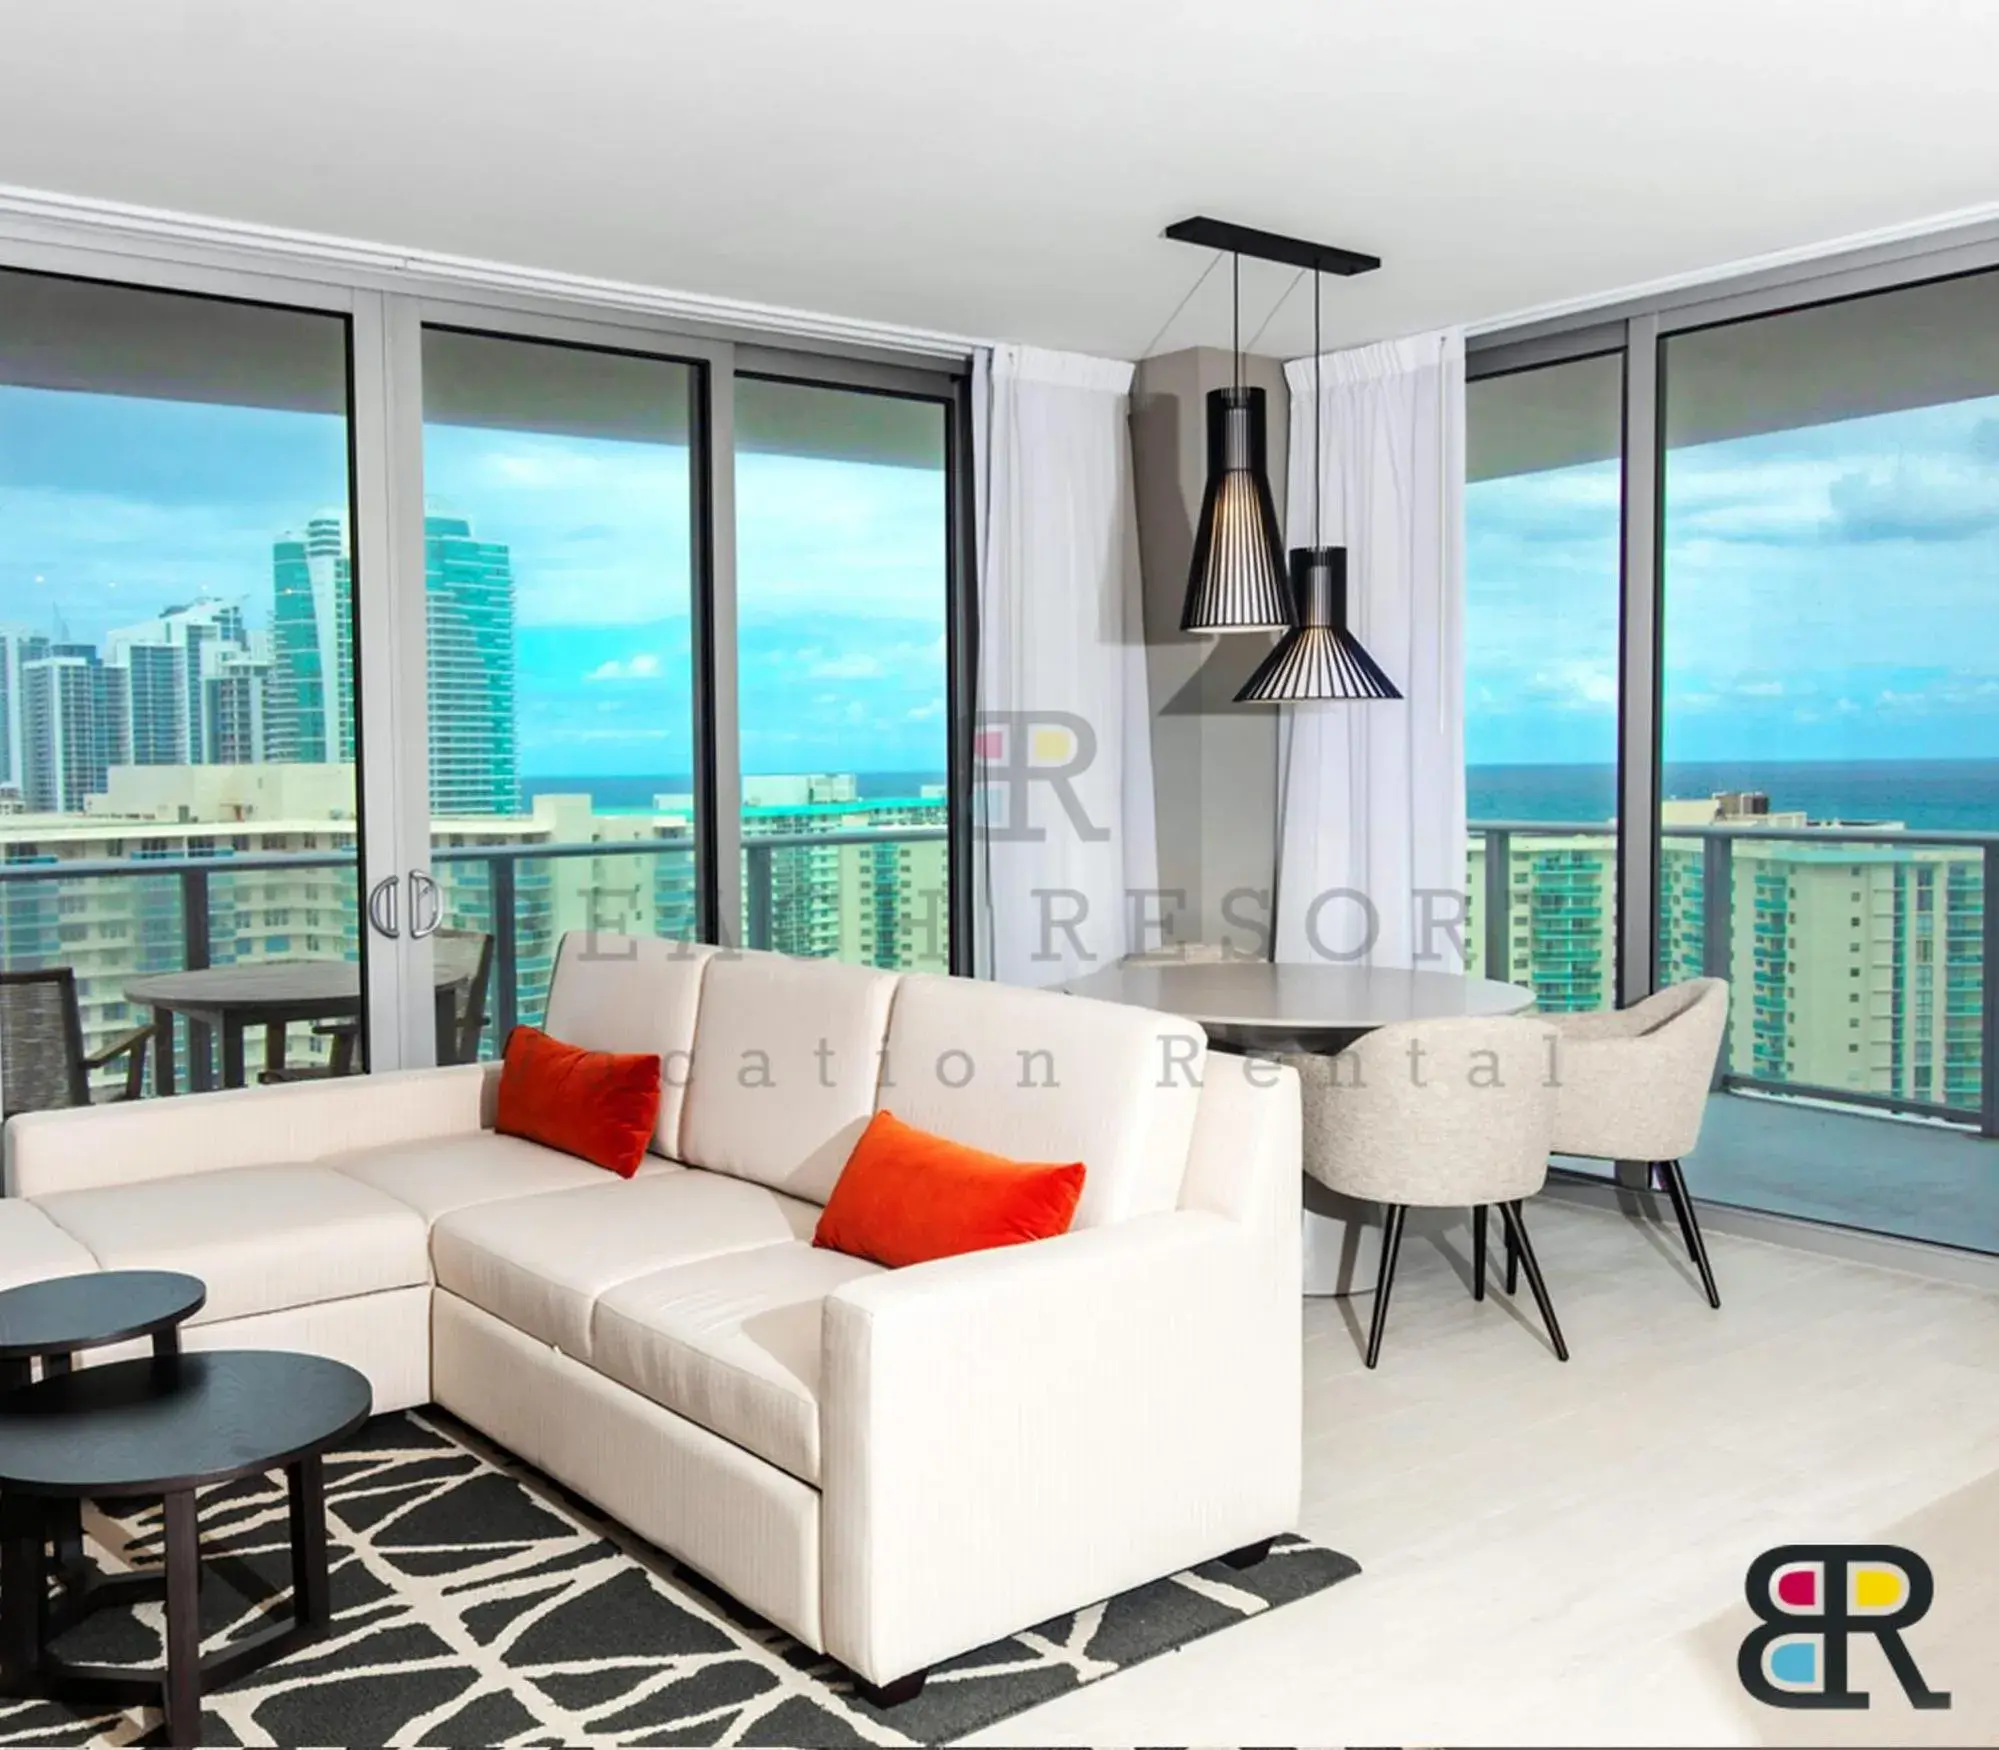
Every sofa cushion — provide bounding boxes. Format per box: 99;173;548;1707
813;1110;1084;1269
878;975;1207;1228
593;1241;880;1485
431;1169;818;1362
326;1131;675;1224
0;1197;97;1291
496;1025;662;1178
543;933;717;1159
33;1164;430;1325
678;951;898;1205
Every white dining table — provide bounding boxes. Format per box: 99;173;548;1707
1057;957;1538;1295
1056;959;1534;1040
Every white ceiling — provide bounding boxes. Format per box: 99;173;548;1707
3;0;1997;361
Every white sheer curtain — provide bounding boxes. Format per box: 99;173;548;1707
972;344;1159;985
1274;330;1467;969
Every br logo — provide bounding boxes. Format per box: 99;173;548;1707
1738;1545;1950;1709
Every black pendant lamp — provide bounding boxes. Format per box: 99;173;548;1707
1179;252;1290;633
1236;264;1402;703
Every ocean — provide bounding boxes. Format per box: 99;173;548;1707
1468;759;1999;832
523;772;947;813
530;761;1999;833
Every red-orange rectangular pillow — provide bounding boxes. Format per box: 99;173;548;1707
495;1025;661;1179
813;1109;1085;1269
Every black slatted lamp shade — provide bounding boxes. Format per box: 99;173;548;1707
1179;385;1292;633
1235;546;1401;702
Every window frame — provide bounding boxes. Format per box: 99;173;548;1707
0;222;979;1078
1469;218;1999;1157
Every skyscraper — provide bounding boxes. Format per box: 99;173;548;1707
104;598;265;768
0;628;48;792
21;651;105;812
269;516;354;765
424;513;519;816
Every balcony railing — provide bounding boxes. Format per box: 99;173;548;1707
1471;819;1999;1140
1;826;946;1093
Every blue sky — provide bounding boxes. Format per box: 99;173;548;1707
7;381;1997;781
1467;392;1999;765
0;385;949;780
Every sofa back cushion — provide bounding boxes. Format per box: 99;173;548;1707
543;933;716;1158
877;975;1206;1228
677;951;898;1204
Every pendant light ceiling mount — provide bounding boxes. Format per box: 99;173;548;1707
1169;216;1382;639
1162;216;1382;279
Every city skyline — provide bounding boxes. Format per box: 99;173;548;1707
0;382;950;782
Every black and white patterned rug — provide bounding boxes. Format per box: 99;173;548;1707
0;1410;1359;1746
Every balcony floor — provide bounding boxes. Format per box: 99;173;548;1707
1680;1089;1999;1256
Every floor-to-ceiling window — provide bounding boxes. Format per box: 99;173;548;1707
1658;269;1999;1250
1465;352;1625;1024
0;243;971;1112
733;375;952;971
1470;257;1999;1258
0;267;361;1097
419;327;701;1046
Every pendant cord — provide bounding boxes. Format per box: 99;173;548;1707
1232;252;1241;389
1313;268;1322;547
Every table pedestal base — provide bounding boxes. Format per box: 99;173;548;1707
0;1457;331;1749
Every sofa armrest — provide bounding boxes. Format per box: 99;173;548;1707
4;1062;500;1199
819;1207;1299;1683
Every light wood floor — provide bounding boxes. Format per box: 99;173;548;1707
967;1197;1999;1747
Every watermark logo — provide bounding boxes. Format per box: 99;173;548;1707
1737;1544;1949;1710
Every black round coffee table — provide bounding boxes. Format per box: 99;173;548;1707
0;1270;206;1391
0;1270;208;1600
0;1350;372;1748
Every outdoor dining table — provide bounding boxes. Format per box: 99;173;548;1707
122;961;468;1095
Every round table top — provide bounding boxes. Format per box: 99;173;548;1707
125;957;463;1015
0;1350;373;1496
0;1270;206;1361
1057;960;1535;1031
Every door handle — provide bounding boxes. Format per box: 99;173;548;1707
408;870;442;941
367;874;400;940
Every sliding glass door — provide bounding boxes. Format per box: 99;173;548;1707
0;267;369;1099
1465;353;1625;1020
1657;268;1999;1248
418;326;703;1050
0;244;972;1113
1469;258;1999;1256
734;375;951;971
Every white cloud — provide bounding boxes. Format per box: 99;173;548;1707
585;652;663;683
804;652;884;680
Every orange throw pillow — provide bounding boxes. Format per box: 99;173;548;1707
495;1025;661;1179
813;1110;1085;1269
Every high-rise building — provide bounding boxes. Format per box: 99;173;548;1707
269;516;354;765
0;627;49;790
424;514;519;816
105;598;265;769
21;652;106;812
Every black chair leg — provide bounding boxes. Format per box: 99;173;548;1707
1504;1210;1518;1296
1498;1201;1568;1362
1364;1205;1407;1370
1659;1159;1721;1308
1471;1204;1487;1301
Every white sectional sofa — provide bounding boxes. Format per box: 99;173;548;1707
0;935;1303;1696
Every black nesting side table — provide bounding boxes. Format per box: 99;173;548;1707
0;1270;206;1597
0;1349;372;1748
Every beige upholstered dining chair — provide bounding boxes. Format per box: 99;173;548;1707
1545;977;1729;1307
1293;1015;1565;1368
